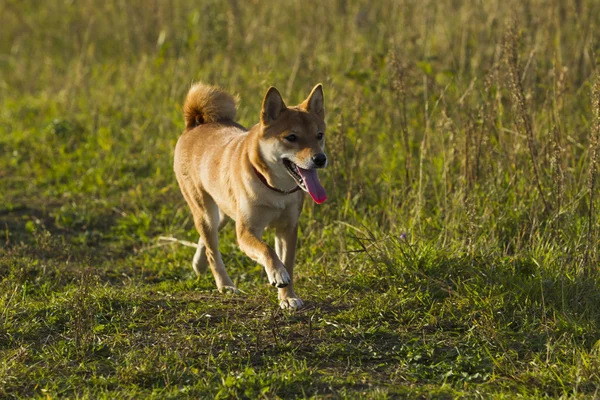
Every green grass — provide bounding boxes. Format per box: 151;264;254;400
2;0;600;397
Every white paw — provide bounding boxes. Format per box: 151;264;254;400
280;297;304;310
218;285;240;294
267;266;290;288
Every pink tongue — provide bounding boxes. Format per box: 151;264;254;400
298;167;327;204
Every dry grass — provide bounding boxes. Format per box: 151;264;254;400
2;0;600;397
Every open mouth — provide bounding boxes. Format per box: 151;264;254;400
283;158;327;204
283;159;307;191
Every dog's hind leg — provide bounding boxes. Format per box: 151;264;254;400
192;210;229;276
191;193;236;293
192;240;208;275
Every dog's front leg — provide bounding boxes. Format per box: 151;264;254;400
275;224;303;310
236;222;291;288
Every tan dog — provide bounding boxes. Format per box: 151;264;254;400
174;83;327;309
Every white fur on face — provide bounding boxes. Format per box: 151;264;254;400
258;139;299;190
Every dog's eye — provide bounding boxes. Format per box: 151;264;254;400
317;132;324;140
285;134;297;142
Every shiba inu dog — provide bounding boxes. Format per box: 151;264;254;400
174;83;327;309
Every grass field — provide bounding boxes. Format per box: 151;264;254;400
2;0;600;397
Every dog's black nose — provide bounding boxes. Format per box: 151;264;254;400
312;153;327;167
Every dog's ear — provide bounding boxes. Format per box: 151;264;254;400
302;83;324;119
261;87;287;125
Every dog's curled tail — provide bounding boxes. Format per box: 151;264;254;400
183;82;238;129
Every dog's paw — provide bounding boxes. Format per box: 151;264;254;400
267;267;290;288
280;297;304;310
218;285;240;294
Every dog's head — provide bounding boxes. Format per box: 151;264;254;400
259;84;327;204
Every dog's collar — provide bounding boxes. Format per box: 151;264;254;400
253;167;301;194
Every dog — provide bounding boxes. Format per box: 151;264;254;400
174;82;327;309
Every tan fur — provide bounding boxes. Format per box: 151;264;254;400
183;82;238;128
174;82;327;310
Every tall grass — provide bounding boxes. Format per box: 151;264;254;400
2;0;600;397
